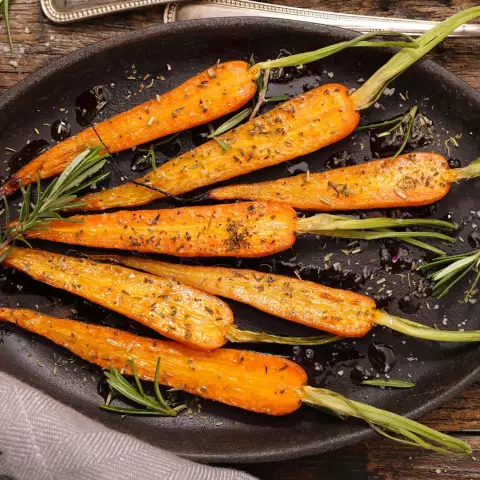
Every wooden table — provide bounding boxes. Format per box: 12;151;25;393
1;1;480;478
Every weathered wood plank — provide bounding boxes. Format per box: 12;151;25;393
243;434;480;480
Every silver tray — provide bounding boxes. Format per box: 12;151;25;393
41;0;480;37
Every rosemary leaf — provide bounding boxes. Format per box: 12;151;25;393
264;95;290;103
362;379;416;388
213;136;230;151
208;123;230;151
208;108;252;137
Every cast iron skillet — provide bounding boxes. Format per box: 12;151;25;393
0;18;479;464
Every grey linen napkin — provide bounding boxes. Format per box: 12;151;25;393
0;371;257;480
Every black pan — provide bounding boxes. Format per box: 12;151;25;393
0;18;479;464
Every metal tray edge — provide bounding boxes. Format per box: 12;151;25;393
40;0;168;23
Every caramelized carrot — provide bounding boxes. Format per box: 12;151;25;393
92;256;376;337
0;308;304;415
209;153;456;210
92;255;480;344
75;84;359;211
1;307;472;455
0;61;256;197
26;202;298;258
2;246;233;350
25;199;457;257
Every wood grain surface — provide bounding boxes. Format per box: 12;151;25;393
1;1;480;479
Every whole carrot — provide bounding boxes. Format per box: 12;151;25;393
92;255;480;343
0;61;257;197
26;201;456;257
210;154;480;210
0;307;472;456
1;246;341;350
71;8;480;212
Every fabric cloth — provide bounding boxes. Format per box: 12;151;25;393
0;371;257;480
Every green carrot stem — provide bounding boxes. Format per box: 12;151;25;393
296;214;456;232
227;326;342;345
319;230;455;243
374;311;480;342
351;7;480;110
301;386;471;456
454;158;480;181
251;31;417;76
397;236;446;256
295;213;455;250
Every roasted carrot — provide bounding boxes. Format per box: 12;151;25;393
0;308;304;415
92;255;480;343
1;307;472;455
93;255;376;338
0;61;257;197
210;153;480;210
2;246;232;350
26;201;456;257
68;8;480;212
75;84;359;211
1;246;341;349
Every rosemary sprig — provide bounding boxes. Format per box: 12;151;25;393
362;379;416;388
0;146;109;260
0;0;13;53
420;248;480;300
100;358;186;416
357;105;418;160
